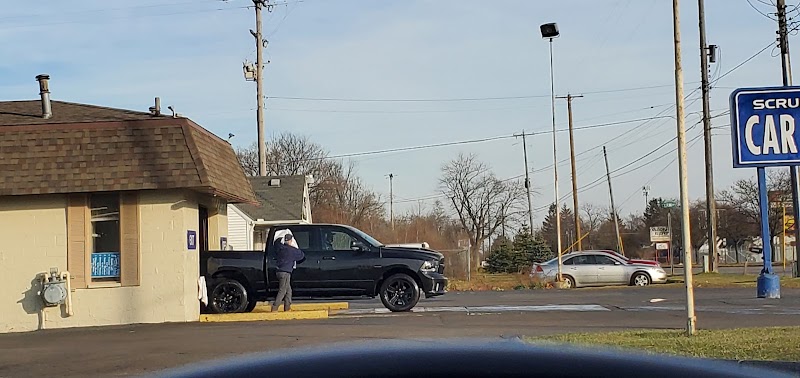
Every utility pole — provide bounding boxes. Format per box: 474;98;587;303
253;0;268;176
515;131;536;233
672;0;697;336
698;0;719;272
603;146;623;254
642;186;650;209
777;0;800;269
388;173;395;230
557;94;584;250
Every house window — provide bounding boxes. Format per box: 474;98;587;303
67;192;140;288
90;193;121;281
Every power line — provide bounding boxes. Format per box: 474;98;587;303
747;0;778;20
266;104;545;114
266;83;694;103
617;131;707;210
0;0;227;21
534;129;707;214
306;114;681;162
0;4;252;30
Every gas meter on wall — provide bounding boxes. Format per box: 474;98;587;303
40;268;67;306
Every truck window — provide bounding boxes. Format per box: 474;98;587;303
320;228;358;251
274;228;312;250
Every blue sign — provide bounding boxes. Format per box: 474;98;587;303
730;87;800;167
187;230;197;250
91;252;121;278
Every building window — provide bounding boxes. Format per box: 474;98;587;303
90;193;121;281
67;192;140;288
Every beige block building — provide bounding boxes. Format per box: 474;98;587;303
0;75;256;333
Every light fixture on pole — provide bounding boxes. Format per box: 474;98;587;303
540;22;564;285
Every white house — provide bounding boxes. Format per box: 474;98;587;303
227;175;313;250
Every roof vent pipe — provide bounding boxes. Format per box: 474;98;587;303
149;97;161;116
35;74;52;119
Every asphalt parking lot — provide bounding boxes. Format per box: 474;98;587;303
1;287;799;377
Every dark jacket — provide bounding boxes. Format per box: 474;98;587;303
275;243;305;273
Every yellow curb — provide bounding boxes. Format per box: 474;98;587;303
200;309;328;322
253;302;349;313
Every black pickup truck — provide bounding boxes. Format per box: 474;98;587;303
201;223;448;313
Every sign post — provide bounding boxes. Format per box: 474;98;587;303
660;200;677;275
728;87;800;298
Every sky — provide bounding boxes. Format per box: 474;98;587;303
0;0;797;225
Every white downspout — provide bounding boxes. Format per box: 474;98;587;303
248;221;255;250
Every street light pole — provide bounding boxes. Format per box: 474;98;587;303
541;23;563;284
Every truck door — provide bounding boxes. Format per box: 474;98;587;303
268;226;322;292
318;226;377;293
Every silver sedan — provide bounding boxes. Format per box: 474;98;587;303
530;251;668;288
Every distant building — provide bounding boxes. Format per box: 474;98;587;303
0;75;256;333
227;175;313;250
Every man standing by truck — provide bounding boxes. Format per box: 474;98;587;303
272;232;305;312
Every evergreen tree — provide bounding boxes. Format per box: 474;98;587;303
485;240;514;273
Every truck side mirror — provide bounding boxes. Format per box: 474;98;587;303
351;241;368;252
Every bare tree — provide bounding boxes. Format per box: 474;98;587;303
235;144;259;177
717;170;790;258
718;172;788;236
581;203;607;249
265;132;330;177
315;160;385;226
234;132;346;207
439;153;524;270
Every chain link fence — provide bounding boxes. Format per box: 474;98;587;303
438;249;470;280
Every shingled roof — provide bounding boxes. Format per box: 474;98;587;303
0;100;257;203
234;175;308;222
0;100;162;125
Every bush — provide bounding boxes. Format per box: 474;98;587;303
485;227;554;274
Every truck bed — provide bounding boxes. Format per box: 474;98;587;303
200;250;269;300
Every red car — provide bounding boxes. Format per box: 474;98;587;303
568;250;661;266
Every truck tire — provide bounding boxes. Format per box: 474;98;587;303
245;300;258;313
209;279;249;314
379;273;420;312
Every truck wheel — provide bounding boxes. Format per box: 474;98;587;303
209;279;249;314
379;274;420;312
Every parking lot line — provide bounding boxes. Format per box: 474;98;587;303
331;304;610;316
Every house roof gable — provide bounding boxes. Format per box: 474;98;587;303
234;175;307;221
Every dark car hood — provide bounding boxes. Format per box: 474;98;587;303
380;247;444;261
629;259;660;266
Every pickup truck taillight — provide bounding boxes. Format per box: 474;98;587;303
535;265;543;273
